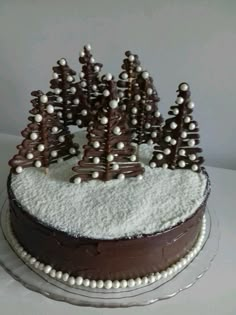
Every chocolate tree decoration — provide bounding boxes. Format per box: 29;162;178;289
130;71;163;145
50;58;77;126
9;91;79;175
70;76;144;183
117;51;142;112
149;82;204;172
76;44;103;124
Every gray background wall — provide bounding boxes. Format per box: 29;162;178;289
0;0;235;169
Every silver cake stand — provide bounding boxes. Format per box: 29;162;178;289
0;190;219;308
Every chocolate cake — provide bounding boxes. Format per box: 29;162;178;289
7;45;210;290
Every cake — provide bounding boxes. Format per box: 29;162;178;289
7;45;210;290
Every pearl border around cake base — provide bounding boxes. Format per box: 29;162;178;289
0;191;219;308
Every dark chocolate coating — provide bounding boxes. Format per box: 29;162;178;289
8;173;210;281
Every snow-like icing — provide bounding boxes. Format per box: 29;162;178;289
10;131;208;240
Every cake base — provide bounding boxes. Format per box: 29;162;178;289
0;193;219;307
8;173;209;282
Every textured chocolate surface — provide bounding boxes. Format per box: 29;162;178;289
8;174;209;280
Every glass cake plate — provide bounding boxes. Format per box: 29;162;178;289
0;189;219;308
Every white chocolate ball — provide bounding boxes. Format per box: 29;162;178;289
121;72;128;80
59;58;66;66
57;97;63;103
40;95;48;104
73;98;79;105
117;142;124;149
147;139;153;145
181;131;187;138
92;171;99;179
103;89;110;97
134;94;141;101
104;280;113;290
58;135;65;143
30;132;38;140
35;160;42;168
96;280;104;289
146;105;152;111
69;147;76;155
184;116;191;123
188;101;195;109
16;166;23;174
157;153;163;160
179;149;186;156
90;57;95;63
94;65;100;72
128;55;135;62
76;119;82;126
93;157;100;164
119;91;124;98
107;154;114;162
165;136;171;142
120;279;128;288
151;131;157;138
178;160;186;168
112;280;120;289
189;123;196;130
132;119;138;125
57;111;62;118
173;108;179;115
150;162;156;168
52;72;59;79
127;279;136;287
67;113;72;119
81;81;87;87
142;71;149;79
176;97;184;105
154;111;160;118
70;87;76;94
109;99;118;109
137;174;143;180
81;109;87;116
145;123;151;129
188;139;195;147
179;83;189;91
74;177;81;184
192;164;198;171
147;88;153;95
132;107;138;114
136;66;142;72
162;163;168;169
105;73;112;81
164;148;171;155
85;44;91;51
54;88;61;94
189;154;196;161
117;173;125;180
51;150;58;157
92;84;97;91
80;51;85;57
80;72;85;78
101;116;108;124
93;141;100;148
112;163;119;170
130;155;136;162
26;153;34;159
37;144;45;152
83;279;90;287
113;126;121;135
46;104;54;114
170;122;178;129
35;114;42;122
170;139;177;145
67;75;73;82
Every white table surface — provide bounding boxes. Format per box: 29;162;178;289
0;133;236;315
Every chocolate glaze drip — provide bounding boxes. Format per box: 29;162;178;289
70;79;144;182
8;173;210;280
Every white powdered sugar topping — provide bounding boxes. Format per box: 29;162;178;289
10;132;208;240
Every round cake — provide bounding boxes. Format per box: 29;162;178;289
7;140;210;282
